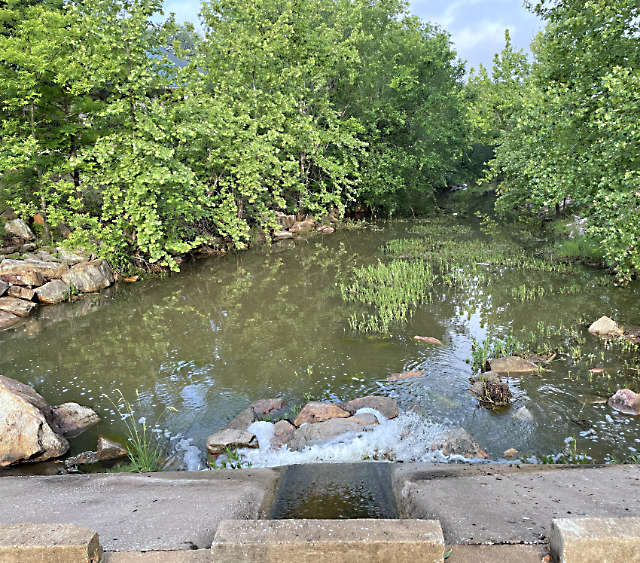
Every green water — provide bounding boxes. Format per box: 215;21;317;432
1;211;639;468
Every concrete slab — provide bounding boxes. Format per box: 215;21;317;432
551;517;640;562
104;550;210;562
0;470;278;552
393;463;640;545
444;544;549;562
0;523;101;562
211;519;444;562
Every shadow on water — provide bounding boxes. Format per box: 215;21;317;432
270;463;396;519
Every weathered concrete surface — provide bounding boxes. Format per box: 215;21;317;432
104;551;210;562
394;463;640;545
211;519;444;563
0;523;101;562
551;517;640;563
0;470;278;551
445;544;550;562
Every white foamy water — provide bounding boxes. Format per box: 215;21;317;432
240;412;458;468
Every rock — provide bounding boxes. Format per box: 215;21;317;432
288;418;368;451
3;219;34;241
0;246;19;255
0;280;7;297
271;420;296;449
0;209;17;220
289;220;315;234
250;398;286;416
7;285;35;301
342;396;399;420
224;407;257;431
608;389;640;415
488;356;539;375
51;403;100;438
35;280;70;304
414;336;443;345
504;448;519;459
351;413;379;426
97;437;128;461
0;310;20;329
0;296;36;317
0;269;45;288
469;373;512;407
588;316;623;337
56;247;86;266
513;406;534;422
20;243;36;252
275;213;296;230
206;428;258;455
273;231;294;240
293;402;351;427
316;225;335;234
0;375;69;466
387;371;423;382
64;451;99;467
62;259;114;293
430;428;488;459
0;258;67;281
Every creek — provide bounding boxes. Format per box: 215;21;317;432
1;205;639;470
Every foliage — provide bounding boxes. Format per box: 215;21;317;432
487;0;640;282
0;0;469;270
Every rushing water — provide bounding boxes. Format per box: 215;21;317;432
1;206;640;470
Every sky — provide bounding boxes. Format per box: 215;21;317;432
163;0;542;72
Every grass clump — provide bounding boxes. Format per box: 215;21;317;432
340;259;435;333
539;437;591;465
105;389;173;473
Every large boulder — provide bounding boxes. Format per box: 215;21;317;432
488;356;538;375
0;269;45;288
206;428;258;455
608;389;640;415
224;408;257;431
35;279;70;304
0;258;67;281
288;418;368;451
430;427;488;459
588;316;623;337
0;296;36;317
0;376;69;466
0;310;20;329
342;396;399;420
7;285;35;301
56;247;87;266
3;219;34;241
293;401;350;427
289;220;315;234
62;259;114;293
51;402;100;438
0;280;7;297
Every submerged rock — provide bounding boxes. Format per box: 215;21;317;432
387;371;423;382
293;401;350;427
35;279;70;304
430;427;488;459
0;310;20;329
206;428;258;455
342;396;399;420
288;418;368;451
588;316;623;337
488;356;538;375
0;296;37;317
250;398;286;416
62;259;113;293
273;231;294;240
3;219;34;241
224;407;257;432
608;389;640;415
51;402;100;438
0;375;69;466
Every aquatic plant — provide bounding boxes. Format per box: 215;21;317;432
209;447;248;470
104;390;173;473
539;438;591;465
341;259;435;333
